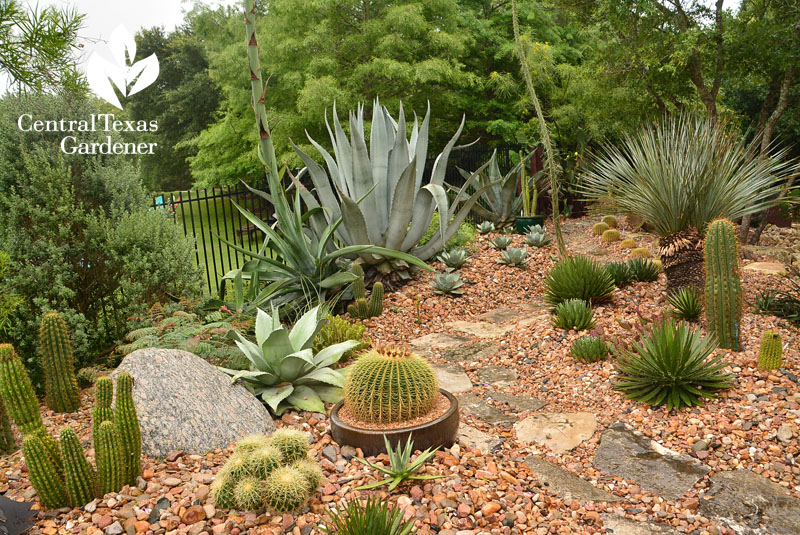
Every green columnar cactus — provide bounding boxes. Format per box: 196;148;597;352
0;395;16;454
21;434;68;508
39;312;80;413
95;421;125;496
347;264;384;319
350;263;366;300
114;373;141;484
704;219;742;351
0;344;43;435
263;466;310;513
92;376;113;441
31;427;63;474
343;347;439;424
368;282;384;317
268;429;309;464
59;427;96;507
758;330;783;370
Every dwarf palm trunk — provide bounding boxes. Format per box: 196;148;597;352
659;227;705;291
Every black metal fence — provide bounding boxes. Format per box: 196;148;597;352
155;144;522;294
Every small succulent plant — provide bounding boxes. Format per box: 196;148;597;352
432;272;464;295
605;262;633;288
551;299;595;331
629;247;652;259
602;215;618;228
601;229;621;242
527;224;546;234
476;221;496;235
570;336;609;363
498;247;528;267
592;222;609;236
489;235;512;250
667;287;702;322
525;229;551;248
438;247;469;269
626;258;661;282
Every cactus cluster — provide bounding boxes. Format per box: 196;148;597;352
312;315;369;363
704;219;742;351
39;312;80;413
347;264;384;319
0;345;141;508
343;346;439;424
212;430;321;513
758;330;782;370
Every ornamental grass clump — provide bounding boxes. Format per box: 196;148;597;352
212;430;320;513
570;336;609;363
544;255;615;306
614;319;734;411
552;299;595;331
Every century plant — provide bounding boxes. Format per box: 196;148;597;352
757;330;782;370
292;98;496;276
476;221;495;235
343;347;439;424
489;235;512;250
498;247;528;267
438;247;469;269
431;272;464;296
525;228;550;247
355;436;442;491
39;312;81;413
704;219;742;350
220;305;361;414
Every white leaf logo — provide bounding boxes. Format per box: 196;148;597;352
86;25;159;110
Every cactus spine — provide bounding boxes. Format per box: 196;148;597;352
704;219;742;351
758;330;782;370
343;346;439;424
39;312;80;413
347;265;383;319
95;420;125;496
0;344;43;434
21;434;68;508
92;376;113;441
0;395;16;454
59;427;96;507
114;373;141;484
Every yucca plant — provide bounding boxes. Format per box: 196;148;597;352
525;229;550;247
355;436;442;491
605;262;633;288
552;299;595;331
438;247;469;269
476;221;495;235
544;255;615;306
614;319;734;411
219;306;362;414
323;496;417;535
626;258;661;282
431;272;464;296
498;247;528;267
582;114;799;290
667;287;703;322
489;235;512;250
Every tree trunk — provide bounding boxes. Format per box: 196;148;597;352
659;227;705;291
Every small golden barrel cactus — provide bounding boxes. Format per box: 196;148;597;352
601;229;621;242
629;247;652;259
592;222;609;236
602;215;618;228
267;429;309;464
263;466;310;513
620;238;637;249
758;331;782;370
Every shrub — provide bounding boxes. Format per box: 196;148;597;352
627;258;661;282
525;229;550;247
601;229;620;242
605;262;633;288
0;251;21;339
570;336;609;362
667;287;702;322
592;222;609;236
614;319;734;410
544;255;615;306
552;299;595;331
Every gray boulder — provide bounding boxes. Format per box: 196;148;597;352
114;348;275;458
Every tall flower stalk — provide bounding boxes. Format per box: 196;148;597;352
511;0;566;256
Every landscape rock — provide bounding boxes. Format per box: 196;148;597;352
524;456;621;502
458;424;503;453
432;364;472;393
593;422;710;501
477;307;519;323
445;320;516;339
114;348;275;457
600;514;678;534
475;365;517;386
486;391;546;412
742;262;787;275
456;394;516;426
409;332;472;353
440;341;500;363
514;412;597;453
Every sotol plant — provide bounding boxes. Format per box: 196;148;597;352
39;312;81;413
344;347;438;424
758;330;783;370
704;219;742;350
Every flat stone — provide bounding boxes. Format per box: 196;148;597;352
515;412;597;453
440;341;500;363
114;349;275;458
458;424;503;453
476;365;517;386
456;394;516;426
524;456;621;502
445;320;516;339
432;364;472;393
699;469;800;535
486;391;546;412
600;514;678;534
477;307;519;323
743;262;787;275
593;422;710;501
410;333;473;356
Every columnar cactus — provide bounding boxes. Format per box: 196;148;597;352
92;376;113;441
95;421;125;496
758;330;783;370
21;434;68;508
347;265;384;319
59;427;96;507
0;395;16;454
0;344;43;435
39;312;80;413
343;346;439;424
368;282;384;317
114;373;141;484
704;219;742;351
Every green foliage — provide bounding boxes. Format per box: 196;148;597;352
21;434;68;509
602;216;618;228
704;219;742;351
355;436;442;491
592;222;609;236
614;319;734;411
0;344;43;435
570;336;608;363
59;427;96;508
758;331;783;371
343;347;438;424
626;258;661;282
76;367;110;388
220;306;361;414
419;213;475;251
752;266;800;324
489;236;513;250
323;496;417;535
0;396;15;454
313;315;369;364
95;420;125;496
498;247;529;267
551;299;595;331
544;255;615;307
114;373;141;485
431;272;464;296
525;228;550;247
437;247;469;270
605;262;632;288
601;229;620;243
476;222;495;235
0;251;21;338
347;267;385;319
38;312;80;413
667;287;703;322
